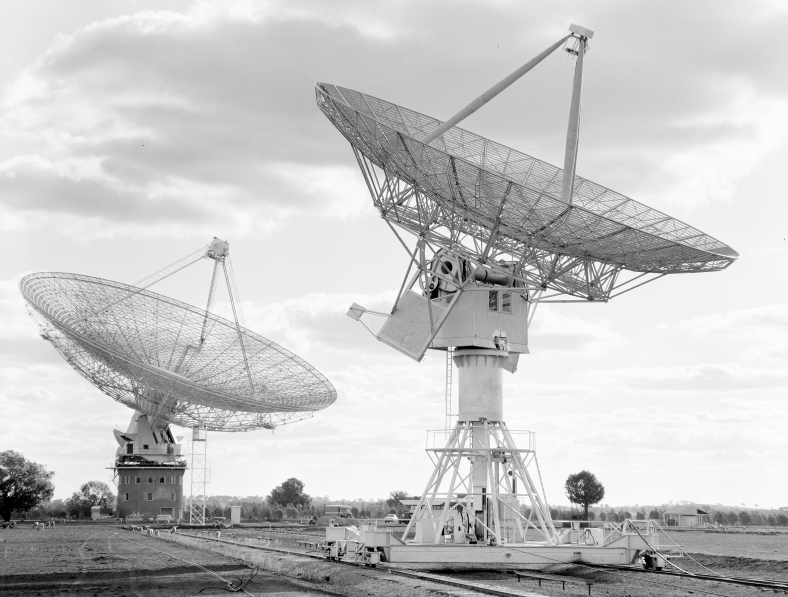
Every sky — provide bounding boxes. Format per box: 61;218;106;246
1;0;787;510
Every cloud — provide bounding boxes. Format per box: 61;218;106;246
585;362;788;393
0;4;383;239
679;304;788;335
2;0;785;241
678;304;788;362
528;305;625;353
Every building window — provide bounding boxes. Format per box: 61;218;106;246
135;476;141;484
124;493;129;501
171;493;175;501
178;477;183;485
143;444;149;450
146;493;153;501
126;444;134;454
170;476;176;484
501;292;512;313
487;291;512;314
147;477;153;484
488;291;498;311
123;476;130;485
159;477;165;484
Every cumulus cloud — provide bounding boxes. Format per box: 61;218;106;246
2;0;784;241
0;4;384;238
678;304;788;362
529;304;625;353
584;362;788;392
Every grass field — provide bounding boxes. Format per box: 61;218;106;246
661;529;788;561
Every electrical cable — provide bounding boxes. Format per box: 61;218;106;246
110;530;258;595
498;542;735;597
655;521;726;577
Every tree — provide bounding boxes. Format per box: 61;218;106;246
564;470;605;520
739;510;752;526
66;481;115;519
387;490;410;515
45;498;68;518
269;478;310;508
713;511;725;525
776;514;788;527
0;451;55;521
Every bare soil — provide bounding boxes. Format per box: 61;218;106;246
3;522;788;597
0;522;327;596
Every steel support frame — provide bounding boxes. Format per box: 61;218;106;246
403;420;559;545
353;148;634;303
189;426;208;525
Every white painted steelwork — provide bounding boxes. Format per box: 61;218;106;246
189;426;208;525
20;244;336;431
319;24;737;566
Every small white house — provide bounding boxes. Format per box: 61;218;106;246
325;504;352;518
663;505;711;527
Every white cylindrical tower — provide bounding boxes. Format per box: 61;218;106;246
454;348;507;422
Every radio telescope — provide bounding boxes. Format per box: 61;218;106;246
20;238;336;524
316;25;737;566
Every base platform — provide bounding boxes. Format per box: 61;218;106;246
386;542;632;568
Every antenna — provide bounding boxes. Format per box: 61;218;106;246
20;240;337;525
316;23;737;562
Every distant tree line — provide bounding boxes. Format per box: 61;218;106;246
555;505;788;527
196;486;417;522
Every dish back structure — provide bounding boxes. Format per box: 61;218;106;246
21;272;336;431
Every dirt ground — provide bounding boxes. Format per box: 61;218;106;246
0;522;327;596
2;522;788;597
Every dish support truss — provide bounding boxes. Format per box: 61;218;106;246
353;147;664;304
407;419;558;546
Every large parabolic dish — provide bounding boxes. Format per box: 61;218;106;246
316;83;738;301
20;272;337;431
311;27;741;564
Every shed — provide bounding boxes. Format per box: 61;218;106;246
663;505;711;527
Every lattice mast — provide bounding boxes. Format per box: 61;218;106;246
189;426;209;525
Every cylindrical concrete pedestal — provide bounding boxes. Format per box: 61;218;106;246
453;348;508;422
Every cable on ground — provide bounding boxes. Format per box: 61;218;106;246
111;530;258;595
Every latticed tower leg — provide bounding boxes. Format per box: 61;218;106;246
189;426;208;525
402;349;559;545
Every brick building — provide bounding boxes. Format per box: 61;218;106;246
112;413;187;521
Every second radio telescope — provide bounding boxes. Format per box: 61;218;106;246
21;239;337;524
21;273;336;431
20;244;336;431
